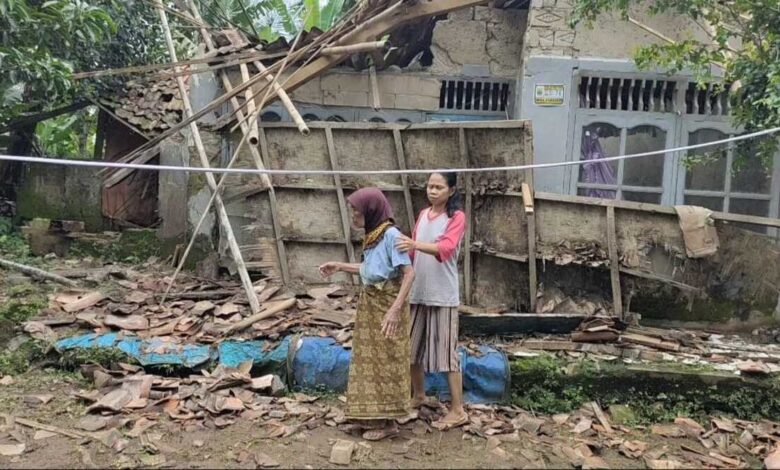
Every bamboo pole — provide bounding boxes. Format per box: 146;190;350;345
253;60;309;135
321;40;387;55
240;63;260;145
154;0;262;314
186;0;290;285
0;258;78;287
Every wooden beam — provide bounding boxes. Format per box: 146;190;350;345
325;128;357;283
606;206;623;319
0;100;89;134
536;191;780;229
155;0;262;314
392;129;416;231
279;0;489;95
102;144;161;188
459;128;474;304
257;129;291;285
522;182;537;312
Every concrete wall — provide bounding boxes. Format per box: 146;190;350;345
16;163;104;231
282;71;442;112
524;0;712;59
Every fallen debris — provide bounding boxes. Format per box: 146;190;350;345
330;439;356;465
0;443;25;457
14;417;86;439
0;257;78;287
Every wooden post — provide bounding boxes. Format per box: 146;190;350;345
522;183;537;312
155;0;262;314
187;0;289;285
392;129;416;231
606;205;623;319
458;129;473;305
325;127;357;283
257;129;291;285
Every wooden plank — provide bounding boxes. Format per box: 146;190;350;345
257;129;290;285
621;332;680;351
459;128;473;304
392;129;416;231
522;182;537;312
522;122;535;191
619;267;702;293
155;0;261;314
537;191;780;229
606;206;623;319
253;119;530;132
325;128;357;283
590;402;614;434
460;313;586;336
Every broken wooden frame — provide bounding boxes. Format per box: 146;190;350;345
219;120;534;305
214;119;780;315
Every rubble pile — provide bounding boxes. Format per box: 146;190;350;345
20;264;356;348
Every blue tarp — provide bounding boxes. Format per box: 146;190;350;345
292;337;510;404
56;333;213;368
56;334;510;404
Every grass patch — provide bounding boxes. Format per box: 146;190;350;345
510;354;780;422
58;347;136;370
0;339;47;375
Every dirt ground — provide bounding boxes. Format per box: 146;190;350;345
0;369;756;470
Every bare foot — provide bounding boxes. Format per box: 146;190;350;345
362;421;399;441
410;396;426;409
433;409;468;431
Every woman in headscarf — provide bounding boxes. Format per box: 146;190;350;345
319;187;415;441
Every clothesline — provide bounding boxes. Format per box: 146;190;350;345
0;126;778;176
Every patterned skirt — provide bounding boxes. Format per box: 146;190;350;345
345;280;411;420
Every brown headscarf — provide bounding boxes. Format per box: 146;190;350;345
347;188;395;250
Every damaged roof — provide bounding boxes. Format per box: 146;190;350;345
99;75;187;138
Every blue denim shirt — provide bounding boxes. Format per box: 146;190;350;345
359;227;412;285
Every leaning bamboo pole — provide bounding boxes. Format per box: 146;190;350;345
154;0;262;314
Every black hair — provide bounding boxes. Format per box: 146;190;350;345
430;171;463;217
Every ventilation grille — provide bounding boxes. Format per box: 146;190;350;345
685;82;729;116
439;79;511;113
578;76;678;113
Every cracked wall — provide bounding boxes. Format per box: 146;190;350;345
429;6;527;78
524;0;712;58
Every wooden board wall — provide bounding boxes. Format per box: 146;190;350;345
224;120;533;306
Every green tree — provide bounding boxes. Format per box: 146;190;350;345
198;0;354;43
570;0;780;165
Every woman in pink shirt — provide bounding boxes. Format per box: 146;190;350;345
396;171;467;430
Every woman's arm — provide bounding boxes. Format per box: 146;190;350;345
319;261;361;277
396;211;466;262
381;265;415;338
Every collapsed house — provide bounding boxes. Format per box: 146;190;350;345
3;0;780;331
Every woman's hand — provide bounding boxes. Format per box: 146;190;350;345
381;305;402;338
395;234;416;253
318;262;340;278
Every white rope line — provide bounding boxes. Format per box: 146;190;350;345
1;126;778;176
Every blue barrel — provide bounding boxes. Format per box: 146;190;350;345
291;337;509;404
